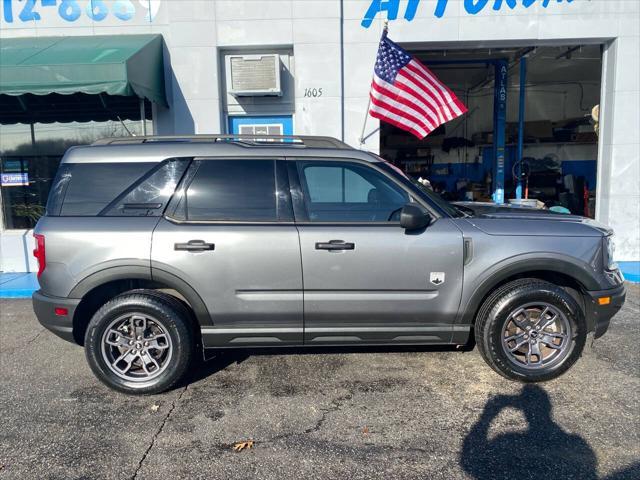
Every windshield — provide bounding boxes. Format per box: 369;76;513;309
376;161;466;218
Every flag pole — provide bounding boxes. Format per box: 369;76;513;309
359;20;388;147
358;99;371;147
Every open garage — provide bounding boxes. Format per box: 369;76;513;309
379;44;602;216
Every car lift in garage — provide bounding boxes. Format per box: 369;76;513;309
424;52;530;205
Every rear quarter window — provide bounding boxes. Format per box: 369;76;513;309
46;159;190;217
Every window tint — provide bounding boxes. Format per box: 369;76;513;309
46;164;73;216
304;166;342;202
345;169;376;202
102;159;190;216
58;162;156;216
299;162;409;222
377;161;457;218
181;160;277;221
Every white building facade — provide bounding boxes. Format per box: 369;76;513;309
0;0;638;274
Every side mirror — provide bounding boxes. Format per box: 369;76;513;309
400;204;432;231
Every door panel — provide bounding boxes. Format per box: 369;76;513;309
292;158;464;345
298;220;464;344
152;220;303;347
152;158;302;348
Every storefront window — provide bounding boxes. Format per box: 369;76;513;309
1;156;60;229
0;120;151;229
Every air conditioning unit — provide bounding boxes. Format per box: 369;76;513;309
226;54;282;97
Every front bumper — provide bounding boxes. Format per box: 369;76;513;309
584;283;626;339
32;290;80;344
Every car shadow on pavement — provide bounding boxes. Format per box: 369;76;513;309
186;352;248;384
184;344;464;387
460;384;639;480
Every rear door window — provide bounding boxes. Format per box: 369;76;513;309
174;159;278;222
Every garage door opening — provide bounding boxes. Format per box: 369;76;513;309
379;44;603;217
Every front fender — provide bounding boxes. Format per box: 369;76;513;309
457;252;602;327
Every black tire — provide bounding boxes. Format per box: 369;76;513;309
475;279;586;382
85;291;195;395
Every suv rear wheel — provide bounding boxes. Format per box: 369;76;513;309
85;291;194;394
475;279;586;382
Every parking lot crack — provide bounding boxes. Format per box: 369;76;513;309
304;391;353;435
250;390;355;449
26;328;44;345
130;385;188;480
1;328;44;356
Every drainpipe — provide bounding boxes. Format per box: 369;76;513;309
339;0;345;142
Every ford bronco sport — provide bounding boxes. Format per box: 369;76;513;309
32;135;626;394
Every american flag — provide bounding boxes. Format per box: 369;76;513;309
369;31;468;139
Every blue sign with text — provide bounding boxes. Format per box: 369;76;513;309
1;0;160;24
1;172;29;187
361;0;575;28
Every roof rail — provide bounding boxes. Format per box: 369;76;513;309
92;134;353;150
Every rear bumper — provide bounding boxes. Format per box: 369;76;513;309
32;291;80;344
584;284;626;339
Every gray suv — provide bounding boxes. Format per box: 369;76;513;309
32;135;626;394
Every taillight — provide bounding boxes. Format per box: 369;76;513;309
33;233;46;278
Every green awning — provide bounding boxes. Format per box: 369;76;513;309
0;34;167;107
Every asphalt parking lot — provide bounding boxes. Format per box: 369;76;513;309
1;285;639;480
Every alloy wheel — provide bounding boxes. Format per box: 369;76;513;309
501;302;572;370
100;313;173;382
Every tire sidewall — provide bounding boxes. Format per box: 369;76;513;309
85;296;192;394
485;284;586;382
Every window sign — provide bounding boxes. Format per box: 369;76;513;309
1;172;29;187
2;160;24;172
238;124;283;136
1;0;161;24
361;0;575;27
229;116;293;136
1;159;29;186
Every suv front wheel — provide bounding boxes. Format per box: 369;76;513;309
475;279;587;382
85;291;194;394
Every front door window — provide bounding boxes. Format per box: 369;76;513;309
297;161;409;222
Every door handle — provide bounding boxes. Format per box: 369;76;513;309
174;240;215;252
315;240;355;251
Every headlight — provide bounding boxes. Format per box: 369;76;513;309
605;235;617;270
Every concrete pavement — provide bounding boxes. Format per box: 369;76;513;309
0;285;638;479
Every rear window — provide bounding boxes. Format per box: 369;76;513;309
46;159;190;217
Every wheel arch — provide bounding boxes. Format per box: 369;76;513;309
69;266;211;345
458;255;598;336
